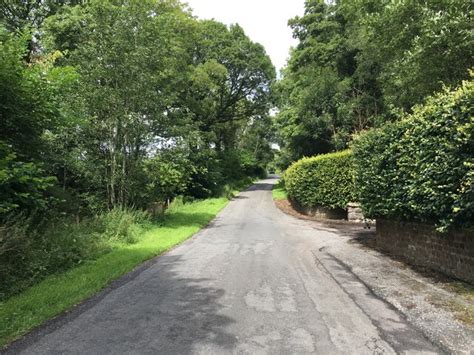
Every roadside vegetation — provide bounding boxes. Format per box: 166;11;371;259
0;0;274;344
353;80;473;231
1;0;473;348
274;0;472;167
0;197;229;348
274;0;473;232
272;180;287;201
284;151;354;210
282;79;473;232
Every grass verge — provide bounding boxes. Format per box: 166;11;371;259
272;180;288;201
0;197;229;348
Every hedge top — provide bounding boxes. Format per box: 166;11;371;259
284;150;355;210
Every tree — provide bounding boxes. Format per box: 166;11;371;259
185;20;275;152
143;147;192;208
0;0;84;61
357;0;474;110
275;0;473;167
0;0;84;32
0;27;76;216
44;0;195;207
2;0;277;214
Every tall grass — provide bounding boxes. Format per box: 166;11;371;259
0;208;150;300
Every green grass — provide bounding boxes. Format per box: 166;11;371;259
272;180;288;201
0;197;229;348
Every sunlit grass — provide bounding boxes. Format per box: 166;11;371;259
0;197;228;348
272;180;288;200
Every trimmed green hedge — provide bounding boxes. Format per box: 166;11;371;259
353;79;473;230
284;150;355;210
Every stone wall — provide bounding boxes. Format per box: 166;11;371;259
347;202;364;222
289;199;347;220
376;219;474;284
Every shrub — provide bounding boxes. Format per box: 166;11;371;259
186;149;224;199
99;208;150;244
0;143;55;215
353;79;473;230
0;214;103;299
143;150;191;206
0;208;150;300
284;150;355;209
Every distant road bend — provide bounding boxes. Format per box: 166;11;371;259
10;177;440;354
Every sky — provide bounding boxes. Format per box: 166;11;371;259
184;0;306;73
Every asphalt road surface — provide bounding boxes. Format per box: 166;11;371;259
10;177;441;354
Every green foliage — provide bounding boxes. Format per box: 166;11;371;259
274;0;382;166
186;20;275;138
0;26;79;216
0;1;275;338
0;207;150;300
219;150;267;182
275;0;473;167
0;143;55;215
185;148;267;199
0;27;77;160
358;0;474;110
0;196;229;347
143;148;192;205
39;2;275;207
353;79;473;230
272;180;288;201
98;208;150;244
0;0;84;33
284;150;355;209
185;148;224;199
49;0;196;207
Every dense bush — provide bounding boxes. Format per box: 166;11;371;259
274;0;473;165
142;148;192;207
0;143;55;215
0;208;150;299
284;150;355;210
353;79;473;230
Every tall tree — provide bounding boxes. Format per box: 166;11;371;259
275;0;473;167
185;20;275;152
0;0;83;32
44;0;195;207
355;0;474;110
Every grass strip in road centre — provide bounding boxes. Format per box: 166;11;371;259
0;197;229;348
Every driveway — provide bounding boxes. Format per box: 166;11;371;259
9;177;440;354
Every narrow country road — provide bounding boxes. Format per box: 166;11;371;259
11;177;441;354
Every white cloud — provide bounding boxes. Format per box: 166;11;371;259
184;0;305;72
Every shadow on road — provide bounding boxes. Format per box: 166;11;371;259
160;211;219;228
5;249;237;354
122;254;237;353
245;182;274;191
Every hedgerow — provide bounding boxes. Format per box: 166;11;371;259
353;79;473;230
284;150;355;210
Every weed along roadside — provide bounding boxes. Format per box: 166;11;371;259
0;196;232;348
